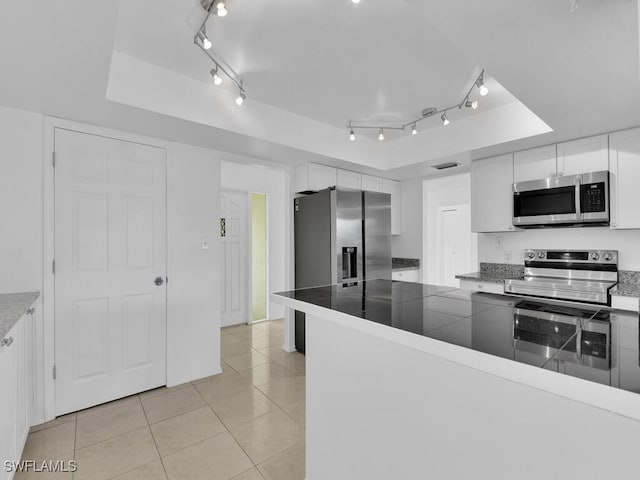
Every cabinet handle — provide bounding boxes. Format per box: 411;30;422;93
1;337;14;347
557;171;564;176
26;307;35;315
550;172;556;178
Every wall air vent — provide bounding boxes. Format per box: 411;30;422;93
431;162;460;170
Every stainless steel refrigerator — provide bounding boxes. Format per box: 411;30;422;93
294;187;392;352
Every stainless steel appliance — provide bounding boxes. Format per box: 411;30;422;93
294;187;392;352
513;299;611;373
504;249;618;305
512;171;609;227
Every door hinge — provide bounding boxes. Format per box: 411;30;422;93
52;151;56;167
53;365;56;380
52;260;55;274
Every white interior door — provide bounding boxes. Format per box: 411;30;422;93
220;190;248;327
54;129;167;415
439;205;476;288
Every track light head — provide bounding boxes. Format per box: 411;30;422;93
465;100;478;110
203;36;212;50
210;68;222;85
349;129;356;141
441;113;450;126
235;90;246;106
411;124;417;135
476;73;488;96
352;0;361;3
378;129;385;141
215;0;227;16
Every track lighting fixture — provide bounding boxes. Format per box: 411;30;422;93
194;0;245;106
235;90;246;106
347;69;488;140
476;73;488;96
349;129;356;141
216;1;228;17
210;67;222;85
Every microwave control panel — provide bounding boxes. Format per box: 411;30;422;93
581;182;606;212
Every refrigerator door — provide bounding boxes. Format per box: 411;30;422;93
363;191;392;280
335;189;364;283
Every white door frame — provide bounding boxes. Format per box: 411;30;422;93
42;117;170;423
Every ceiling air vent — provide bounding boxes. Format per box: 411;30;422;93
431;162;460;170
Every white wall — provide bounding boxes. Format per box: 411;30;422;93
221;159;289;320
391;179;423;260
0;105;43;293
479;228;640;270
166;143;221;385
423;173;478;284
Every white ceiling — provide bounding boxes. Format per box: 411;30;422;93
0;0;638;179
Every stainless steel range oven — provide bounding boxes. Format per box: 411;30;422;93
504;249;618;305
513;171;609;227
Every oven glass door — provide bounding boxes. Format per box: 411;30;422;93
513;180;581;226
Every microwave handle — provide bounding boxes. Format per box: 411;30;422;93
574;177;581;218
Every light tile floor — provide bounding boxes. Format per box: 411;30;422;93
20;319;305;480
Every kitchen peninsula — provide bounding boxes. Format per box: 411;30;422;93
273;280;640;480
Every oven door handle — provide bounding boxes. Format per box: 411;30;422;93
574;177;582;220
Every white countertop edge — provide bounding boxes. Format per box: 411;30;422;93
272;293;640;424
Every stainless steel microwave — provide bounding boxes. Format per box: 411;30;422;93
513;171;609;227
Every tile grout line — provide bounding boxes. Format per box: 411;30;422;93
137;394;171;480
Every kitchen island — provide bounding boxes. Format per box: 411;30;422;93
273;280;640;480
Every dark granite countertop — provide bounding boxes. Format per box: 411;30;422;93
392;257;420;272
0;292;39;341
276;280;640;396
455;271;523;284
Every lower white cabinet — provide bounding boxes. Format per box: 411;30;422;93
611;295;639;313
392;270;420;282
459;280;504;295
0;310;34;480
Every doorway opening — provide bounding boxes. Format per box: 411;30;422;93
436;204;477;287
251;193;268;322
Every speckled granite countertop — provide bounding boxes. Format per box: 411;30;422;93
611;271;640;298
456;263;524;284
0;292;39;341
392;258;420;272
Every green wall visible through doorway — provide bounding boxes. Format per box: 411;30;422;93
252;193;267;321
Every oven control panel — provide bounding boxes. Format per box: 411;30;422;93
524;249;618;264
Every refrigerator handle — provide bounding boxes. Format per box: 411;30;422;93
342;247;358;280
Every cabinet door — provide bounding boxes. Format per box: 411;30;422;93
610;128;640;229
336;169;361;190
308;163;337;192
382;178;402;235
361;174;383;192
14;319;28;461
0;329;17;480
513;145;557;182
557;135;609;177
471;154;515;232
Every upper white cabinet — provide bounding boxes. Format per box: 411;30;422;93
556;135;609;177
361;174;383;192
294;163;337;193
513;145;557;182
471;154;515;232
336;169;361;190
609;128;640;229
382;179;402;235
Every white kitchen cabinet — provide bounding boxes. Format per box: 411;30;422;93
392;269;420;282
459;279;504;294
609;128;640;229
0;308;34;480
513;145;557;182
556;135;609;176
361;174;383;192
336;169;361;190
471;154;516;232
382;178;402;235
293;163;337;193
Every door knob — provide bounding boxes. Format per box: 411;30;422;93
154;276;165;286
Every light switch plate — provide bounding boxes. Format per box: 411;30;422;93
201;237;209;250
